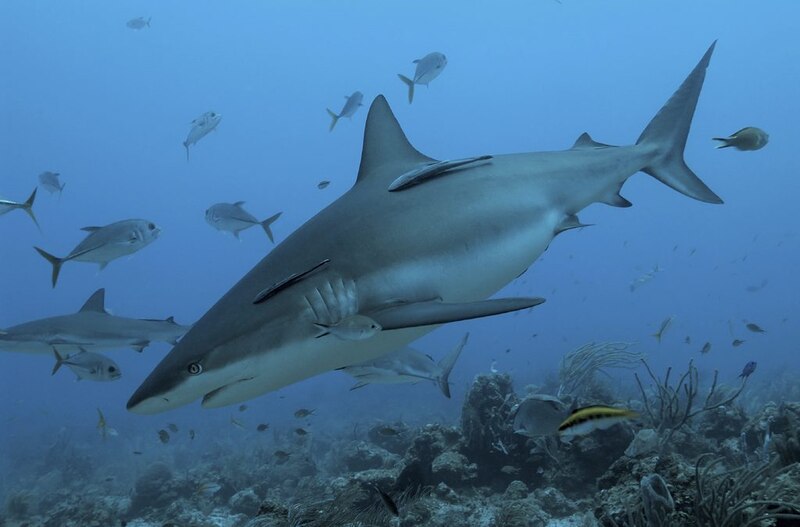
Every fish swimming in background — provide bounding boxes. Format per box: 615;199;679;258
34;219;160;287
294;427;308;436
273;450;290;463
126;17;151;30
700;342;712;354
557;405;638;438
338;333;469;398
326;91;364;131
184;111;221;160
732;339;745;347
376;425;402;436
230;416;245;429
167;423;179;433
294;408;314;418
713;127;769;151
256;423;269;432
317;180;330;190
314;314;382;340
0;188;39;229
651;316;674;343
97;408;118;440
372;484;399;517
684;336;692;345
195;482;221;498
629;265;662;292
397;52;447;103
0;288;190;354
52;348;121;382
738;361;757;379
745;322;766;333
513;394;568;437
157;429;170;444
205;202;282;243
189;429;196;440
238;404;248;412
745;279;768;293
38;171;65;196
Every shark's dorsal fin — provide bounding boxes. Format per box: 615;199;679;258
79;289;107;313
356;95;434;185
571;132;613;150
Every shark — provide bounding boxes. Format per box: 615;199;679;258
0;289;191;354
128;43;722;415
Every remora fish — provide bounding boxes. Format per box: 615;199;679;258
34;219;160;287
52;348;121;381
38;172;65;196
205;202;282;243
0;188;39;228
398;52;447;104
713;127;769;151
327;91;364;131
338;333;469;398
128;43;723;415
0;288;190;354
184;111;221;160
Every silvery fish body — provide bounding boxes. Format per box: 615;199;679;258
126;17;151;29
512;394;568;437
205;202;282;242
327;91;364;131
184;111;222;160
397;52;447;103
53;349;121;381
0;289;190;354
38;171;64;195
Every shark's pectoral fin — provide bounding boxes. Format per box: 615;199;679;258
387;155;493;192
253;259;331;304
369;297;545;331
600;182;632;208
554;214;593;235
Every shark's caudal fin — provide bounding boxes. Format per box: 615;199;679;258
636;41;723;204
34;246;65;288
260;212;282;243
397;74;415;104
22;187;40;230
52;348;65;376
326;108;340;132
436;333;469;398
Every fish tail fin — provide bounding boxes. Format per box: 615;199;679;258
52;348;64;375
326;108;340;132
398;74;415;104
651;332;662;343
146;17;151;27
436;333;469;399
636;42;723;204
22;187;41;230
183;142;190;161
313;323;330;338
712;137;733;149
259;212;282;243
34;246;64;288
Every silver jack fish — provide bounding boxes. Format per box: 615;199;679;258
184;111;221;160
38;171;65;196
326;91;364;131
205;202;282;243
398;52;447;104
52;348;121;382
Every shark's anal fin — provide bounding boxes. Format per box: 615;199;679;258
369;297;545;331
388;155;493;192
253;259;331;305
554;214;592;235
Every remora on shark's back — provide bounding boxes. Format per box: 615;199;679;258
128;43;722;415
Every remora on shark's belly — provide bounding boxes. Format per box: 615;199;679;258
128;42;721;414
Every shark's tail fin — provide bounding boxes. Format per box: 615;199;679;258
326;109;340;132
22;187;40;230
398;74;415;104
260;212;282;243
436;333;469;398
34;246;65;288
636;42;722;205
52;348;65;375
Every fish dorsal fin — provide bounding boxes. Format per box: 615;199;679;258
79;289;107;313
571;132;613;149
356;95;435;185
81;226;102;232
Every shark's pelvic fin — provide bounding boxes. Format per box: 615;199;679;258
356;96;434;186
554;214;592;235
369;297;545;331
252;259;331;304
436;332;469;398
636;41;722;204
79;289;107;313
388;155;493;192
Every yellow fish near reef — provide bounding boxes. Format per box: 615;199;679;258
557;405;638;438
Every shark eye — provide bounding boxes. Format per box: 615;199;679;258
187;362;203;375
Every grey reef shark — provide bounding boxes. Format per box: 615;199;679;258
128;43;722;414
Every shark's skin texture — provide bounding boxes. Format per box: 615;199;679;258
128;43;721;415
0;289;190;355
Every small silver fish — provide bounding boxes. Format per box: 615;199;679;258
205;202;281;243
294;408;314;418
630;265;661;292
34;219;160;287
314;315;381;340
713;127;769;151
317;180;330;190
326;91;364;131
184;111;222;160
126;17;151;30
52;348;121;382
38;171;65;196
195;482;221;498
397;52;448;103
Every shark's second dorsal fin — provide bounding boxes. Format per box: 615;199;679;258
79;288;107;313
356;95;435;185
572;132;613;150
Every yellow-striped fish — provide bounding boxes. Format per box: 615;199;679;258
557;405;638;438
